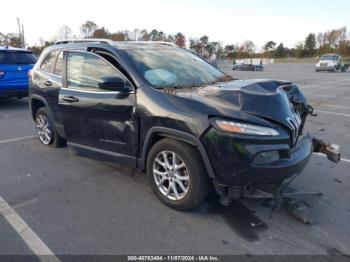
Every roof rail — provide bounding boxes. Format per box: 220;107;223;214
54;38;115;45
54;39;178;47
126;41;177;47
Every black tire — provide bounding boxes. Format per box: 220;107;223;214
35;107;66;147
146;138;209;210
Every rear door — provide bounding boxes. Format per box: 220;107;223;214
59;50;137;166
32;50;64;125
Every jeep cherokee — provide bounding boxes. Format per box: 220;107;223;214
29;39;338;210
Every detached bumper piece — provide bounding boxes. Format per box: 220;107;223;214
312;138;341;163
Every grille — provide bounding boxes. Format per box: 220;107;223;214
286;112;302;145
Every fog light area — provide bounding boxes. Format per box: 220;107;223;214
253;151;280;165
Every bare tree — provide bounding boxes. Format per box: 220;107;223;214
80;21;98;38
58;25;73;40
111;32;126;41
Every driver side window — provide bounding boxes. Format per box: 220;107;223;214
67;52;121;91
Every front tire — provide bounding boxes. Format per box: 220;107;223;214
146;138;209;210
35;107;65;147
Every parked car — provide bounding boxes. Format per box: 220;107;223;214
0;46;37;98
29;39;338;210
232;59;263;71
315;54;341;72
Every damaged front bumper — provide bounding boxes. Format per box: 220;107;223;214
203;127;341;206
202;128;315;187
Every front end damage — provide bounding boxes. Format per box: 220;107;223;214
213;135;341;223
202;81;341;223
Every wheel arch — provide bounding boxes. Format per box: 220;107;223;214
138;127;215;178
30;95;49;120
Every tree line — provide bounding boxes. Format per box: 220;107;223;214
1;21;350;59
263;27;350;58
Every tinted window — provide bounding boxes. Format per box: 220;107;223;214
40;51;58;73
53;51;63;76
67;52;119;91
0;51;37;65
123;49;231;89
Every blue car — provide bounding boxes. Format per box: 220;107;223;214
0;46;37;98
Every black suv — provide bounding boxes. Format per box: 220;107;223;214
29;39;331;210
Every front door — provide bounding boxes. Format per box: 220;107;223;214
59;50;137;166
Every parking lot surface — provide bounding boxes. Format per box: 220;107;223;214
0;63;349;257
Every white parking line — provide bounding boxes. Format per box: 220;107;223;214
302;79;350;89
0;195;60;261
316;110;350;117
314;153;350;163
0;136;36;144
315;104;350;110
303;93;350;100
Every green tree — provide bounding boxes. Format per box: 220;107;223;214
224;44;238;58
264;41;276;52
304;33;316;57
295;42;305;58
140;29;150;41
274;43;286;58
149;29;159;41
174;33;186;48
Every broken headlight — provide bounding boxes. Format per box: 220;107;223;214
213;120;279;136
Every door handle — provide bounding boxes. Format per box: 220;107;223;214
61;96;79;103
43;80;52;87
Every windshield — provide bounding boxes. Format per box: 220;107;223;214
124;48;232;89
320;55;337;61
0;51;37;65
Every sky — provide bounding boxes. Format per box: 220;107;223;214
1;0;350;50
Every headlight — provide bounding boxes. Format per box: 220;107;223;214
213;120;279;136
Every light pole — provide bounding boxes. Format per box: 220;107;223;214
16;18;25;48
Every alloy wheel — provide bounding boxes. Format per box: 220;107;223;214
152;150;190;201
36;114;52;145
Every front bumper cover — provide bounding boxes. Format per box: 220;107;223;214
202;128;313;186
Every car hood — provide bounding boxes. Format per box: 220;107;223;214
317;60;336;64
172;79;308;130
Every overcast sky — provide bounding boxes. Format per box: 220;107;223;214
1;0;349;49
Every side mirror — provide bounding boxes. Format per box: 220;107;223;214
98;75;131;93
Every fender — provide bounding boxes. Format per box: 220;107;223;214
138;127;215;178
29;94;50;119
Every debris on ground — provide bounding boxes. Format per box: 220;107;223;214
284;198;313;224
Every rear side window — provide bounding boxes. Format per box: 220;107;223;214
53;51;63;76
0;51;37;65
40;51;59;73
67;52;120;91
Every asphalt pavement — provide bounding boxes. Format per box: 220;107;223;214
0;63;349;258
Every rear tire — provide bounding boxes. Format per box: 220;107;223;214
146;138;209;210
35;107;66;147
